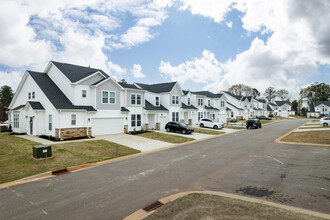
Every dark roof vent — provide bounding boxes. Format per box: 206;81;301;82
120;79;127;84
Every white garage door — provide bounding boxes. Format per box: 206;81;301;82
92;118;123;135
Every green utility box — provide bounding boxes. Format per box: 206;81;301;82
33;145;52;159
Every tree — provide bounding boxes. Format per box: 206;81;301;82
291;100;298;115
264;87;277;102
228;84;259;97
228;84;245;96
0;85;14;121
300;82;330;104
251;88;260;97
277;89;289;101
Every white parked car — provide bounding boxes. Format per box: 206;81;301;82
320;117;330;126
199;118;224;129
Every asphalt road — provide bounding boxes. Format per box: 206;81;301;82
1;120;329;220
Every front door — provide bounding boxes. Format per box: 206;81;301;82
30;117;33;135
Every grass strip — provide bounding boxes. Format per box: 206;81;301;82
145;193;325;220
137;132;194;143
0;132;140;184
194;128;225;135
281;130;330;145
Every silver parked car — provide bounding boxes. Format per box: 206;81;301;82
320;117;330;126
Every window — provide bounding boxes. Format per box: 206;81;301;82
136;94;141;105
82;90;86;98
71;114;76;125
172;95;179;104
188;97;191;106
28;92;31;99
231;112;234;117
208;100;211;107
221;101;224;107
48;114;52;131
198;98;203;106
32;92;35;99
198;112;203;121
155;97;160;106
131;114;141;127
172;112;179;122
102;91;116;104
282;107;286;110
131;94;141;105
14;114;19;128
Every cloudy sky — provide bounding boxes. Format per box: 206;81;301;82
0;0;329;99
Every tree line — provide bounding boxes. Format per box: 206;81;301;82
228;84;289;102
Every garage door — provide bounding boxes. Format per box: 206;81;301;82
92;117;123;135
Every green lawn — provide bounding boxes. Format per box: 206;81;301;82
145;193;324;220
137;132;194;143
0;133;140;184
194;128;225;135
224;125;245;130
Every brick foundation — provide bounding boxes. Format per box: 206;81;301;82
58;127;88;140
124;125;128;134
145;123;149;131
188;119;192;126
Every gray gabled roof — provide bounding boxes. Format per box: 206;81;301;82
118;82;143;90
223;91;243;100
227;101;243;110
11;105;25;111
182;90;189;95
226;107;232;111
136;82;176;93
51;61;109;83
29;71;96;111
275;101;290;106
267;104;273;111
308;103;315;112
192;91;217;98
144;100;168;111
181;103;198;110
204;105;220;111
313;101;330;107
242;96;253;102
27;101;45;110
268;102;277;106
91;78;107;86
255;98;267;103
121;107;130;112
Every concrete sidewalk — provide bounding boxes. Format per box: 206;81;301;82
96;133;172;152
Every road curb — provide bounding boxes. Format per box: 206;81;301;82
124;190;330;220
0;130;243;189
274;120;330;147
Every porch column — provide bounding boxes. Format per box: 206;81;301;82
145;112;149;131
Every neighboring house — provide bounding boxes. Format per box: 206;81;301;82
190;91;227;123
8;61;143;139
307;101;330;118
253;98;267;117
220;91;245;120
266;101;294;117
135;82;184;130
181;90;198;125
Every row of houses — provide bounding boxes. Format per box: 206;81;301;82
8;61;294;139
307;101;330;118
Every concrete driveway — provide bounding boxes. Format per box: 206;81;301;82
96;133;172;152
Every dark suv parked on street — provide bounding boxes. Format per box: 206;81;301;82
256;115;271;120
246;119;262;129
165;122;194;134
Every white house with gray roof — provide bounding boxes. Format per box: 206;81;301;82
8;61;146;139
307;101;330;118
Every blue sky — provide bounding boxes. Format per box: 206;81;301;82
0;0;329;99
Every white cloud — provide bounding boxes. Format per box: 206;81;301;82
131;64;146;78
178;0;234;23
226;21;233;28
0;71;23;91
107;61;127;80
159;50;223;85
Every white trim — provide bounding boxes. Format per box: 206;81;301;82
91;76;124;90
101;90;116;104
172;95;179;105
72;71;107;85
130;93;142;106
170;82;185;96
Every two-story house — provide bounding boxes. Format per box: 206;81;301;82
8;61;145;139
181;90;198;125
135;82;184;130
307;101;330;117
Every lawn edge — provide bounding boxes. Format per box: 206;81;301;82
274;121;330;147
0;130;242;189
124;190;330;220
